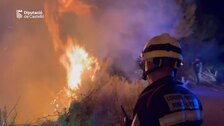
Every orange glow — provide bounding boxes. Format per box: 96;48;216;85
60;38;99;90
44;0;99;112
58;0;92;16
44;4;62;51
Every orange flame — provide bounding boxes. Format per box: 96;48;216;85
60;38;99;90
58;0;92;16
45;0;98;90
44;0;92;51
44;0;99;111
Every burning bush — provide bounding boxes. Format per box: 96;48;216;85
60;73;145;126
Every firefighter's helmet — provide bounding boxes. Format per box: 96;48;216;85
141;33;183;79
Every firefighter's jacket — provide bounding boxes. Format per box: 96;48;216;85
131;76;203;126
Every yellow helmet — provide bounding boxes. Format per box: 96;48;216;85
142;33;183;66
141;33;183;80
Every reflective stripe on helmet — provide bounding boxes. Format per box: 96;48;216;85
142;50;183;61
141;33;183;63
143;43;182;54
143;33;181;50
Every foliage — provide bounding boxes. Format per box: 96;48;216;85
63;68;145;126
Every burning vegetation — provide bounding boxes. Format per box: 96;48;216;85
1;0;224;126
43;0;146;125
42;0;224;125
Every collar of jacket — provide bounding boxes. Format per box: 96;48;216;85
140;76;175;96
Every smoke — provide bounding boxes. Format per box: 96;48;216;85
182;38;219;64
0;0;197;124
0;0;66;123
46;0;195;79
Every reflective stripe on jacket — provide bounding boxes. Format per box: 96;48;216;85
131;76;203;126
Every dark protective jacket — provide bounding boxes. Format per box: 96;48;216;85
131;76;203;126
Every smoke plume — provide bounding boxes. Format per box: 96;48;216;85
0;0;196;124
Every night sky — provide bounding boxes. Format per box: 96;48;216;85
199;0;224;20
194;0;224;62
198;0;224;41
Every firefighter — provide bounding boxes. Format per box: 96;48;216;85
127;33;203;126
192;57;203;85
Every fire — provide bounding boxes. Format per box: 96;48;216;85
44;0;98;91
50;39;100;113
44;0;99;113
58;0;92;16
60;39;99;90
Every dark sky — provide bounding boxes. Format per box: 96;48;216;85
198;0;224;31
197;0;224;62
200;0;224;35
199;0;224;20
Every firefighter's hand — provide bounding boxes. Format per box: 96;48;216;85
124;117;132;126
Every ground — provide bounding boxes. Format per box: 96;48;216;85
190;83;224;126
